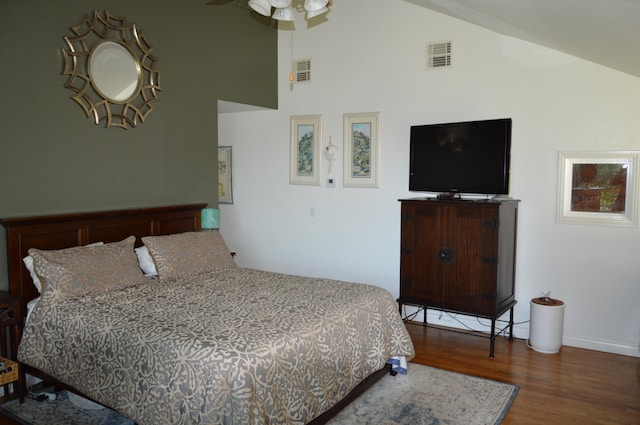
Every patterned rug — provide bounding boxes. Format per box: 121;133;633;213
0;363;517;425
328;363;518;425
0;390;133;425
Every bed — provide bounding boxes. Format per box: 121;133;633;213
1;204;414;425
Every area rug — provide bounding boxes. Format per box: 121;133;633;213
327;363;518;425
0;363;517;425
0;391;133;425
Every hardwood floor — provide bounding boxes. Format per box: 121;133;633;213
0;408;19;424
1;323;638;424
407;321;640;424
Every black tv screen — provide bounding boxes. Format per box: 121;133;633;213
409;118;512;196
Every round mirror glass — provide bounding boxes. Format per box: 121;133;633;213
89;41;141;102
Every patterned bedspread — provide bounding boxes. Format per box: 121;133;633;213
18;268;415;425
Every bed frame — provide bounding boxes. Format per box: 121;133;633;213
1;204;207;317
1;204;391;424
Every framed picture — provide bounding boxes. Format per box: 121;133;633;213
343;112;380;188
218;145;233;204
557;151;639;226
290;115;322;185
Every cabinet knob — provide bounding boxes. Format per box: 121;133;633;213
438;247;454;263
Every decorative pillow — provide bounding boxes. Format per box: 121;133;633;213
28;236;148;302
135;246;158;277
142;231;236;281
23;242;104;294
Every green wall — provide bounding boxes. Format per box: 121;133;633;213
0;0;278;290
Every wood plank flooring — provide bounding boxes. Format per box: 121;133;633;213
1;322;638;424
406;321;640;424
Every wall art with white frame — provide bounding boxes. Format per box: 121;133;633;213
290;114;322;186
343;112;380;188
557;151;639;226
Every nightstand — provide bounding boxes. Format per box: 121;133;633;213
0;292;24;403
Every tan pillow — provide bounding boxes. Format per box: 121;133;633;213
23;241;104;294
29;236;147;302
142;231;236;281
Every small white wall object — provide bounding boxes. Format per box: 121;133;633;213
324;137;338;175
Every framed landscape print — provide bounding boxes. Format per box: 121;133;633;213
343;112;380;188
218;145;233;204
557;151;639;226
290;115;322;185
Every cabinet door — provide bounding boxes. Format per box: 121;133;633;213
445;205;499;315
400;202;447;305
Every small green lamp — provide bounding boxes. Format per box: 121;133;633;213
201;208;220;230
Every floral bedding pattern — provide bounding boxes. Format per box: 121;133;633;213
19;268;415;425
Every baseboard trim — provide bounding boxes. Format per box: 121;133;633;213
562;336;640;358
404;308;528;339
403;307;640;358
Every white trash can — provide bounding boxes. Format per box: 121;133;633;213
528;297;565;354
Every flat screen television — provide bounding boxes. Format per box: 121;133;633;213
409;118;512;197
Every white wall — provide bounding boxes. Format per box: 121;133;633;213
219;0;640;357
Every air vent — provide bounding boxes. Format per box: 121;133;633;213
427;41;452;69
293;59;311;83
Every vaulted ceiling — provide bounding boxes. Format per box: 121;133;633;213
402;0;640;78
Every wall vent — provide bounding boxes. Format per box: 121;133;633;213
292;59;311;83
427;41;452;69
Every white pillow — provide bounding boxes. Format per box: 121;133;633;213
135;246;158;277
26;296;40;323
22;255;42;294
22;242;104;294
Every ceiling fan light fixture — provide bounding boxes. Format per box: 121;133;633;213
247;0;332;23
248;0;272;16
272;5;294;21
270;0;292;7
306;6;329;19
304;0;329;12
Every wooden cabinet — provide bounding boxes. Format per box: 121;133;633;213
398;198;519;357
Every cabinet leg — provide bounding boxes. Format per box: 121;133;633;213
489;319;496;358
509;307;515;341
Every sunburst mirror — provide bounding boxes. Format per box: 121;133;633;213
61;11;161;129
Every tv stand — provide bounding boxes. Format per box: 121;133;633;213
398;198;519;357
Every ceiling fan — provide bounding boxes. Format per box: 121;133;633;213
209;0;331;22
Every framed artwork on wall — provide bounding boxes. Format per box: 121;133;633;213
290;115;322;186
557;151;639;226
218;145;233;204
343;112;380;188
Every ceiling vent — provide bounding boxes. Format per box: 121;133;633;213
427;41;452;69
292;59;311;83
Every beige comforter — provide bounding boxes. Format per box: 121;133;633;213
19;268;415;425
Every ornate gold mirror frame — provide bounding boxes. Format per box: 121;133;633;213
62;11;161;129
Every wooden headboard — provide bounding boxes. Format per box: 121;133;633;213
0;203;206;317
